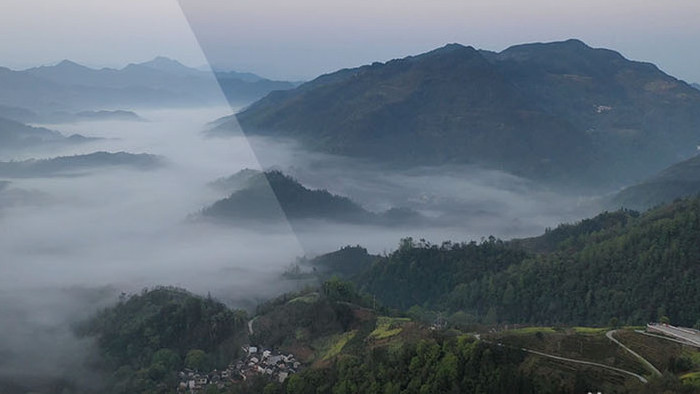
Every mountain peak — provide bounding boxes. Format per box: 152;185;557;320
422;43;478;57
137;56;196;75
54;59;90;70
560;38;589;47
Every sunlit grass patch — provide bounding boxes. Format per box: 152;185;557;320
370;316;410;340
288;292;319;304
317;330;357;360
504;326;556;335
572;326;608;334
680;371;700;387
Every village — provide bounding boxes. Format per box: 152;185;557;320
177;345;301;393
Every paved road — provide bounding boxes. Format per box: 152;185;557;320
635;329;700;347
521;348;648;384
647;324;700;347
606;330;661;377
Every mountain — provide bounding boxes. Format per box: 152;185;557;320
0;116;93;153
137;56;203;77
612;154;700;211
228;40;700;189
691;83;700;91
202;170;421;225
0;151;162;178
0;58;295;113
208;167;262;194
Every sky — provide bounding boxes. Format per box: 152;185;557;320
1;0;700;81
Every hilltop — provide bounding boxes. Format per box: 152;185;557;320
202;170;422;226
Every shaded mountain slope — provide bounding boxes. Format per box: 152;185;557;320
229;40;700;188
234;44;593;182
612;154;700;211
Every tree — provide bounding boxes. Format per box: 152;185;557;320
609;317;619;328
185;349;207;371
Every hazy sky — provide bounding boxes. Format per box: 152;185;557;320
1;0;699;82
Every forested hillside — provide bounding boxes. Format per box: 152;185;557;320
78;287;248;393
356;198;700;327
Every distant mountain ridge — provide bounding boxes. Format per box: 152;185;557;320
0;151;162;178
230;40;700;189
0;57;295;115
0;115;94;153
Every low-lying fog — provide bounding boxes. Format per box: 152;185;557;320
241;134;603;255
0;105;603;387
0;107;304;386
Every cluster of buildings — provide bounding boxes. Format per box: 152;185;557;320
177;345;301;392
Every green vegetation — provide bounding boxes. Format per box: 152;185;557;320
486;329;647;375
78;287;248;393
355;198;700;327
680;371;700;387
369;317;410;340
505;327;557;335
317;330;357;361
287;335;543;394
78;196;700;393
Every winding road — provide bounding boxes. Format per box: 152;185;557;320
606;330;661;377
476;333;650;384
521;347;649;384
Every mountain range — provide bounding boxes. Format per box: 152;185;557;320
226;39;700;189
0;57;294;117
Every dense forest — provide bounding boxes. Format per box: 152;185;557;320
351;198;700;327
78;287;248;393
